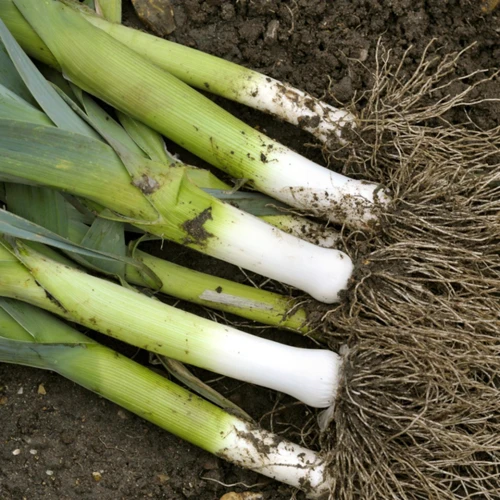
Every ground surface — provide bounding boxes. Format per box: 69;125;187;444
1;1;499;499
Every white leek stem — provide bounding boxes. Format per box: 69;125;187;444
235;75;354;143
208;200;354;303
253;145;390;227
220;418;332;497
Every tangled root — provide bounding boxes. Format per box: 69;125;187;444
318;42;500;499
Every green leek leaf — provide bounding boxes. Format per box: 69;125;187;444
0;18;95;137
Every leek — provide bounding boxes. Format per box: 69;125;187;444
0;115;351;303
5;182;312;332
71;0;351;143
116;108;341;249
0;21;352;304
0;299;332;497
127;251;311;332
1;0;389;228
0;238;342;408
82;0;354;144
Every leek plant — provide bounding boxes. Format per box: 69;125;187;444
0;237;342;408
0;18;352;304
0;0;389;228
0;299;333;497
5;182;312;333
76;0;354;144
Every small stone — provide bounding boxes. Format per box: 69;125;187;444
92;471;102;482
29;449;37;455
37;384;46;395
220;493;263;500
131;0;176;37
0;396;7;405
264;20;280;45
117;409;128;420
46;470;54;476
157;473;169;484
358;48;369;62
17;387;23;395
12;449;21;456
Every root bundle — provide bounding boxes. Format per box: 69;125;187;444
319;42;500;499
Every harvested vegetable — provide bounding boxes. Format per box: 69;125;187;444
0;19;352;303
5;182;312;333
0;299;333;498
0;0;389;228
0;236;342;408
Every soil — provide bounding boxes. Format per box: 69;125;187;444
1;1;499;499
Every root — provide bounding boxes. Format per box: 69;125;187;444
316;41;500;499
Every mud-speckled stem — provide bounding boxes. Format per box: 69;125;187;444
0;119;353;303
0;242;342;408
125;249;310;333
78;3;353;144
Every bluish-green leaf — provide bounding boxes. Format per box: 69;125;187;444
0;40;36;105
5;183;70;238
0;208;129;263
0;82;51;124
0;297;92;343
0;18;96;137
80;217;126;277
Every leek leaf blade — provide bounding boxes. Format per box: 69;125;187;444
5;184;70;238
0;40;36;105
0;17;95;137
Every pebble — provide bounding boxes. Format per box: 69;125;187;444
220;493;263;500
264;20;280;44
157;473;169;484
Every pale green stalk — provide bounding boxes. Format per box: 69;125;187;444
71;0;353;144
126;248;309;333
61;204;311;331
0;240;342;408
6;181;311;332
0;118;351;303
95;0;120;23
0;300;231;450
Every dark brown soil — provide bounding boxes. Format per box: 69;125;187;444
1;1;499;499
